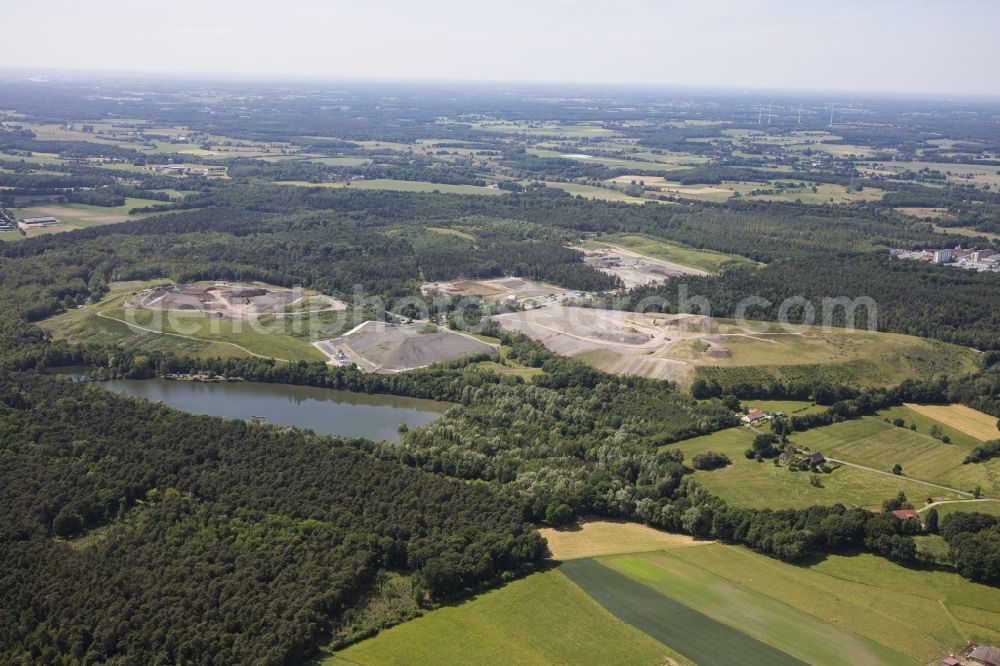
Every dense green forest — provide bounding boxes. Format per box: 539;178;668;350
0;372;544;663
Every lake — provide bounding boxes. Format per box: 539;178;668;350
96;378;451;442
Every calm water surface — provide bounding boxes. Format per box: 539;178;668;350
97;377;451;442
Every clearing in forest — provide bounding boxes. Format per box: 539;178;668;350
670;427;968;509
539;519;706;560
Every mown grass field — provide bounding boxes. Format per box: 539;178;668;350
627;544;1000;662
670;427;965;509
791;414;999;498
39;283;329;362
741;399;826;416
904;403;1000;442
539;519;703;560
598;552;909;665
930;499;1000;519
583;233;758;273
328;569;686;666
561;558;807;666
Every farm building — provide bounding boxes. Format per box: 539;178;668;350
741;409;769;425
892;509;919;521
970;646;1000;666
806;452;826;466
18;216;61;230
939;657;960;666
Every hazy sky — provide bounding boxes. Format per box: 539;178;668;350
3;0;999;95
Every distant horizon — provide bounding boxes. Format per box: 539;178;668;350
2;66;999;103
2;0;998;97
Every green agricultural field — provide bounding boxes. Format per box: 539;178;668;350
861;160;1000;188
327;570;686;666
582;234;758;273
929;499;1000;520
643;544;1000;662
542;182;650;203
0;230;23;242
561;558;807;666
426;226;476;240
669;427;966;509
597;552;911;665
11;197;164;236
741;399;826;416
0;150;67;165
790;416;999;498
274;179;506;195
748;181;884;204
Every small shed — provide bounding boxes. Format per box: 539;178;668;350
892;509;919;521
970;645;1000;666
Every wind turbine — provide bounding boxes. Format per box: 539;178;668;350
797;104;803;124
767;102;773;125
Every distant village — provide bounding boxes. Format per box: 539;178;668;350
890;246;1000;272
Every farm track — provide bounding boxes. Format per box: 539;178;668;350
917;498;998;512
826;458;974;498
96;310;291;362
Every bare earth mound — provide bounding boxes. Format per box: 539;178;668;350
493;305;976;387
421;276;575;303
135;282;344;318
317;321;497;371
574;245;707;288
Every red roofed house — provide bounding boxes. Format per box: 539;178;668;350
741;409;769;425
892;509;919;521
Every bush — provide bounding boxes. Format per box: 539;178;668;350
692;451;731;470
